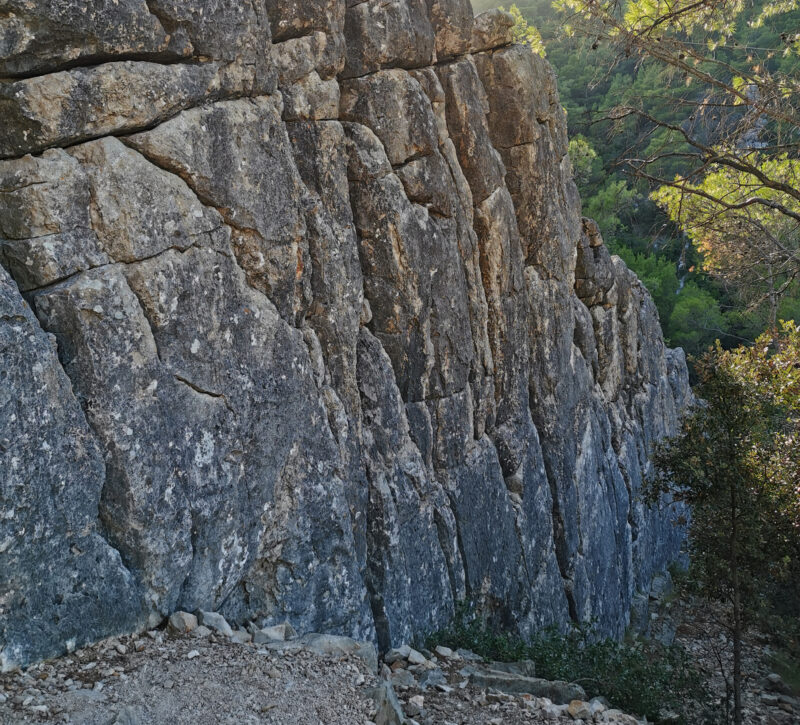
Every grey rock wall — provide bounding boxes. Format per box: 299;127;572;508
0;0;689;669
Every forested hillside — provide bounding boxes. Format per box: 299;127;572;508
474;0;800;360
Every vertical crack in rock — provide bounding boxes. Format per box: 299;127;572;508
542;453;579;622
431;507;461;605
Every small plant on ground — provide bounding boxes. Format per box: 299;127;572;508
423;602;529;662
767;648;800;696
426;604;713;723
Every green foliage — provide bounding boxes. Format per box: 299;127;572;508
649;323;800;720
620;0;748;36
653;155;800;322
583;179;640;237
607;243;744;359
568;135;602;188
499;0;800;361
426;607;710;722
423;602;530;661
500;5;546;56
525;626;707;723
665;282;725;353
612;245;680;321
651;325;800;612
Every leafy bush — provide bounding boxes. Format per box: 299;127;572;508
528;628;706;722
426;605;711;723
650;323;800;722
423;602;530;662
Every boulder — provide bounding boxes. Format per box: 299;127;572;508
197;612;233;638
168;612;198;634
369;681;407;725
302;634;379;674
253;622;298;643
467;668;586;704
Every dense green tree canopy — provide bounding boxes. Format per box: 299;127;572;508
476;0;800;358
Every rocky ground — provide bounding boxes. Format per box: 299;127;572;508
0;603;797;725
380;644;638;724
649;589;800;724
0;624;379;725
0;612;643;725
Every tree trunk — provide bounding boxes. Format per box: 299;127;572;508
768;263;778;331
732;569;743;725
730;482;743;725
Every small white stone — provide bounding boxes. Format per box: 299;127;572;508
186;650;200;660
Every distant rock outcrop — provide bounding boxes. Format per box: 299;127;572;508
0;0;689;669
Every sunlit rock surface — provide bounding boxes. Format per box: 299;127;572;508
0;0;689;668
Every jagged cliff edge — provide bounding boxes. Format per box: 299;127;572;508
0;1;690;670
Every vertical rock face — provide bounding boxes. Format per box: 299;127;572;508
0;1;689;668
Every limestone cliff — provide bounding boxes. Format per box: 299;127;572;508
0;1;690;669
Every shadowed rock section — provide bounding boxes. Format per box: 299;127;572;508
0;0;689;669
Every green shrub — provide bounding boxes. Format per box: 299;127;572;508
423;602;529;662
426;605;713;723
